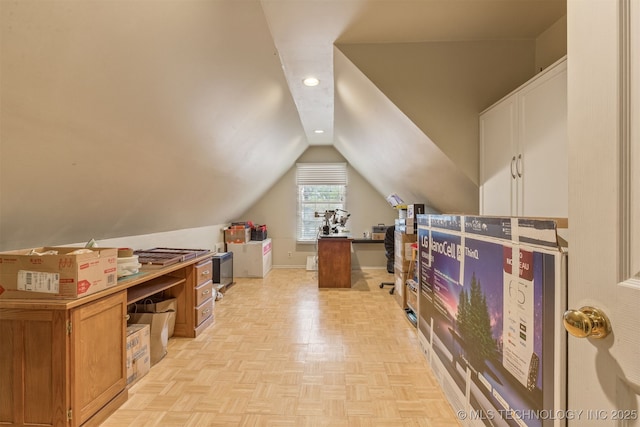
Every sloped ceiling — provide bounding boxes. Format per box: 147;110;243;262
0;0;305;250
0;0;565;251
333;47;478;214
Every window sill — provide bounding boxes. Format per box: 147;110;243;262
296;240;318;245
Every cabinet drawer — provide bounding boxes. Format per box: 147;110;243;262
195;259;213;286
195;298;214;326
195;280;214;307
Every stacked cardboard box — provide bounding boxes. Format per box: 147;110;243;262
406;204;425;235
393;230;416;309
126;324;150;386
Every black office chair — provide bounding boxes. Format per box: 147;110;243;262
379;225;395;294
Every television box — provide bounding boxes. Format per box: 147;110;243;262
416;215;567;426
0;247;118;299
126;324;151;387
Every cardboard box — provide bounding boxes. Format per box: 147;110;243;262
394;233;417;272
394;268;412;289
224;227;251;244
372;224;388;240
405;279;418;313
393;273;407;309
126;324;151;386
394;257;412;273
0;247;118;299
128;311;171;365
227;238;272;277
406;204;425;234
406;204;425;219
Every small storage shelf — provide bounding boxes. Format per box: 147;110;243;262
126;276;186;304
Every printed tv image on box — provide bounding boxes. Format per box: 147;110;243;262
418;215;564;427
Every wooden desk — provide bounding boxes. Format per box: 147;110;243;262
0;253;214;427
317;236;353;288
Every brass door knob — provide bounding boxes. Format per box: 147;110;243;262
563;306;611;339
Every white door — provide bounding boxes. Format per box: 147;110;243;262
567;1;640;425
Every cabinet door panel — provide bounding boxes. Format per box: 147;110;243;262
71;291;127;426
479;94;518;215
518;62;568;218
0;309;67;427
0;319;14;424
318;238;352;288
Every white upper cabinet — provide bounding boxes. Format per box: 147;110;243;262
479;57;567;218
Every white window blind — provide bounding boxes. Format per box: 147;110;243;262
296;163;347;242
296;163;348;185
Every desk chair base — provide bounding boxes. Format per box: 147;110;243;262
380;282;395;295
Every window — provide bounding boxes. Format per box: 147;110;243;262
296;163;347;242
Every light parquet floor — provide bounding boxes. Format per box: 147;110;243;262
101;268;461;427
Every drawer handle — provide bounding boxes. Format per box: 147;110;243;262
202;289;210;295
201;270;210;275
203;309;210;315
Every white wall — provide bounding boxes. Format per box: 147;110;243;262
239;146;398;268
0;0;306;252
337;20;567;186
337;40;536;185
67;224;228;254
536;15;568;72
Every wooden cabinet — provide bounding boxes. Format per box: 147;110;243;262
317;237;352;288
0;254;214;426
0;291;127;427
479;56;567;218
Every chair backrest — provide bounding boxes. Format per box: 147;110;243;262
384;225;395;273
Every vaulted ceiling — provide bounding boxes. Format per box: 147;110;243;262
0;0;566;251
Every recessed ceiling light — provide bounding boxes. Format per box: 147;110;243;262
303;77;320;87
314;129;324;134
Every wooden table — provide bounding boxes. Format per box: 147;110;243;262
0;253;214;427
317;235;353;288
